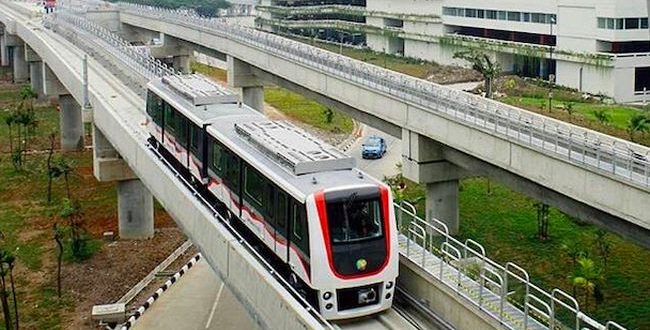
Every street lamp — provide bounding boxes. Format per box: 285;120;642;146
548;15;556;112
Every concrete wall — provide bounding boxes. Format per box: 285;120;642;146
398;256;501;330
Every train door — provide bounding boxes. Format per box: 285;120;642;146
275;191;289;260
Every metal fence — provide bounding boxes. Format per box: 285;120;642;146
111;2;650;189
44;10;177;82
395;201;628;330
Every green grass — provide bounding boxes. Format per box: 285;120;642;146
190;62;227;82
395;177;650;329
264;86;354;134
502;96;644;130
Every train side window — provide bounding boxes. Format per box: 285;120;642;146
210;142;224;174
244;166;264;209
266;185;275;221
292;203;309;256
147;92;163;125
224;152;240;191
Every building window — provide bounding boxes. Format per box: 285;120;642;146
635;67;650;92
477;9;485;18
523;12;530;22
507;11;521;22
625;18;639;29
615;18;624;29
466;8;477;18
443;7;456;16
597;17;606;29
642;18;648;29
486;10;497;20
498;11;507;20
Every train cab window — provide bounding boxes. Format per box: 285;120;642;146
326;195;383;244
244;167;265;209
292;203;309;256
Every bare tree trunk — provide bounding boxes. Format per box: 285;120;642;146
0;264;12;330
8;125;13;155
8;265;18;330
46;135;55;203
54;224;63;298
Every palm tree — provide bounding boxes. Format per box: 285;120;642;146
593;109;611;126
564;102;575;122
453;50;501;98
570;257;603;311
627;114;649;142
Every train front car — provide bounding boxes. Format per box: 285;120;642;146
308;184;398;320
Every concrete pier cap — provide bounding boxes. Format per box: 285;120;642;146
401;129;465;234
227;55;267;112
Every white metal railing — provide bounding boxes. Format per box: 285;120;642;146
106;3;650;190
44;10;177;82
395;201;628;330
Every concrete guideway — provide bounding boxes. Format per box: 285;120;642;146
113;4;650;246
0;4;330;329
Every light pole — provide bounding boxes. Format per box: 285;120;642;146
548;15;556;112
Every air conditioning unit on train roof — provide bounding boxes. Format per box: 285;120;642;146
162;74;239;106
235;120;356;176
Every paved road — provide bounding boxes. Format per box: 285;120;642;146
133;259;258;330
346;125;402;180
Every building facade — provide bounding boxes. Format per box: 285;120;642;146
257;0;650;103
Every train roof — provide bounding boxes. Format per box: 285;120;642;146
148;74;381;202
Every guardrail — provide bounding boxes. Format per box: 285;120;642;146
107;2;650;189
395;201;627;330
44;10;177;82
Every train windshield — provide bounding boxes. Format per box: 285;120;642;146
326;194;384;244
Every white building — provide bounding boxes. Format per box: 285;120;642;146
257;0;650;103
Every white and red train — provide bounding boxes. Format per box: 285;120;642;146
145;74;398;320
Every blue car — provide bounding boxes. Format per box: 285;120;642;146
362;136;387;159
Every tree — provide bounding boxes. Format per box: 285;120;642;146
60;199;89;261
4;111;16;155
564;102;575;121
19;85;37;114
627;114;649;142
535;203;550;240
322;108;334;124
46;133;57;203
593;230;612;271
53;224;64;298
453;50;501;98
0;250;13;330
54;158;75;200
570;257;604;311
593;109;611;126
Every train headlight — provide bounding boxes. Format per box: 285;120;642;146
385;293;392;300
325;303;333;310
323;291;332;300
385;281;394;290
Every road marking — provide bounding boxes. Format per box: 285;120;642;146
205;282;225;329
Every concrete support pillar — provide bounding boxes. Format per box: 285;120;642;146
401;129;465;235
12;45;28;83
227;55;266;112
29;62;45;100
58;95;84;151
118;179;154;240
242;86;264;113
425;181;459;234
172;55;191;74
0;35;8;67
